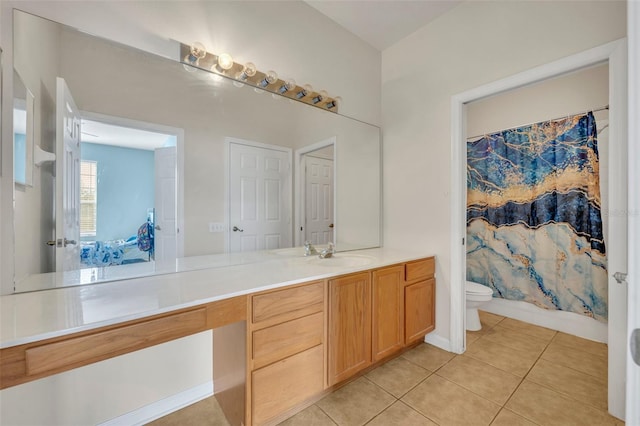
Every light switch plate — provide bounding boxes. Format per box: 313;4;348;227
209;222;225;233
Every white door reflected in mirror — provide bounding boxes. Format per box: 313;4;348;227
228;139;292;253
55;77;81;272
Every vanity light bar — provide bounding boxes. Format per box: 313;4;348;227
179;43;340;113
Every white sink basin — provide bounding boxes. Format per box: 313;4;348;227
302;254;373;268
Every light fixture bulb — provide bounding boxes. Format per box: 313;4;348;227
296;84;313;99
217;53;234;70
312;90;328;104
326;96;342;109
258;70;278;88
236;62;257;81
184;42;207;66
278;78;296;94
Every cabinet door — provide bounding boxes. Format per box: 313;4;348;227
372;265;404;361
405;278;435;344
327;272;371;386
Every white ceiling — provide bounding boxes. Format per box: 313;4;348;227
304;0;461;51
81;119;172;151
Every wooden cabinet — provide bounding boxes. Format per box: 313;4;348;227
404;258;436;344
249;281;325;425
405;278;435;344
327;272;372;386
371;265;404;361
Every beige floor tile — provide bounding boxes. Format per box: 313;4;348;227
466;328;489;344
506;380;618;426
316;377;395;426
437;355;521;405
402;374;500;426
483;325;549;354
278;404;337;426
464;338;540;377
148;396;230;426
490;408;537;426
552;332;608;358
542;341;607;381
401;343;455;372
497;318;556;341
526;358;607;410
478;310;505;328
367;401;437;426
366;356;431;397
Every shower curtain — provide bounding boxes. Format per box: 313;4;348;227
466;112;608;322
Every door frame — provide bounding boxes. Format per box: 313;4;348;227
225;137;293;253
626;2;640;424
80;111;185;258
450;39;627;418
294;137;336;247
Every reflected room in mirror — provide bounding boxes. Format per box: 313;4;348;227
11;9;381;293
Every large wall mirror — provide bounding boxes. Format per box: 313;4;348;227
11;10;381;293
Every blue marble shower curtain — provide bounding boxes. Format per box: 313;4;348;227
466;112;608;322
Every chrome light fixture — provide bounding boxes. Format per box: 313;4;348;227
179;42;341;112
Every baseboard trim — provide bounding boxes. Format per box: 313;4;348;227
483;298;607;343
424;332;452;352
98;381;214;426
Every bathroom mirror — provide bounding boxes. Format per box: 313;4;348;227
11;10;381;292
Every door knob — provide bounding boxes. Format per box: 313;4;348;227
329;223;334;228
613;272;628;284
155;225;162;231
48;238;77;247
232;226;244;232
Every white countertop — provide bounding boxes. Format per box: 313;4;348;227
0;248;432;349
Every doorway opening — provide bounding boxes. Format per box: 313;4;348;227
450;39;627;419
295;137;336;247
78;112;184;269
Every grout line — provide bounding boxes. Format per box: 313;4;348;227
313;403;339;426
497;330;558;425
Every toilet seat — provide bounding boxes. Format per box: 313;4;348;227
465;281;493;296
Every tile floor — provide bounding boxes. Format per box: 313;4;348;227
150;311;622;426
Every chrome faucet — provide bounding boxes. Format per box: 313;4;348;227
304;241;318;256
319;242;335;259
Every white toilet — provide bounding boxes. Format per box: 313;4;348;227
465;281;494;331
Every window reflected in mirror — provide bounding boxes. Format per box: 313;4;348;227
13;70;34;186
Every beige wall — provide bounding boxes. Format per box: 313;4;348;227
381;1;625;346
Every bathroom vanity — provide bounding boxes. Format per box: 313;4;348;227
0;249;435;426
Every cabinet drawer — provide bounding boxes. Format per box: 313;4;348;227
252;281;324;326
252;312;323;369
25;309;207;376
252;345;324;425
405;257;435;282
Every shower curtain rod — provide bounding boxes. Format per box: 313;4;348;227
466;104;609;141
